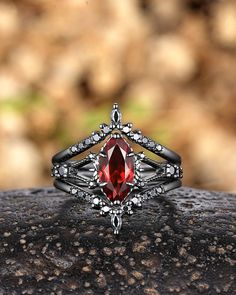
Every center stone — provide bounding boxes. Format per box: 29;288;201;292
98;137;135;202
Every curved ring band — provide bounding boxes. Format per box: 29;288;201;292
51;104;183;234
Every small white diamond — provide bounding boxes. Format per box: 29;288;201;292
93;134;100;142
156;187;162;194
102;206;110;213
123;126;130;133
93;197;100;205
169;166;175;175
58;166;68;176
103;126;110;133
149;141;155;148
142;137;148;144
131;197;139;205
133;134;140;141
71;188;77;195
78;191;84;197
71;146;77;152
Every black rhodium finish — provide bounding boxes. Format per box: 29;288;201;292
51;103;183;233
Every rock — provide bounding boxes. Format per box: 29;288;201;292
0;187;235;294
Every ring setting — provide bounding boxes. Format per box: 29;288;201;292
51;104;183;234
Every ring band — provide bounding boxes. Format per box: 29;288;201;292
51;104;183;234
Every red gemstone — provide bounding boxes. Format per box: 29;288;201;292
98;137;135;202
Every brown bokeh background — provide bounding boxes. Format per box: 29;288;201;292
0;0;236;192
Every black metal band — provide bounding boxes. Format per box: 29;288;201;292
53;177;182;201
51;103;183;234
52;137;181;165
52;129;112;164
52;158;182;184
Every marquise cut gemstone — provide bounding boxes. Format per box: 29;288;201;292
98;137;135;202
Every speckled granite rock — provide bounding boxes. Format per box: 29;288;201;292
0;187;235;295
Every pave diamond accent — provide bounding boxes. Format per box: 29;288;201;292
58;166;68;177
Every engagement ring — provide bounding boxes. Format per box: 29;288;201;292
51;104;183;234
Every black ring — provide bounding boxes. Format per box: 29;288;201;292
51;103;183;234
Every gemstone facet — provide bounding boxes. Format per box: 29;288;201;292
98;137;135;202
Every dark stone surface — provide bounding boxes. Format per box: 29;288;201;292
0;187;235;295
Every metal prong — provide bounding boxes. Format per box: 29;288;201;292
137;152;145;159
136;129;142;134
88;152;96;159
127;152;134;157
126;182;134;187
99;152;107;158
88;181;97;189
99;182;107;187
113;103;119;109
137;181;145;188
134;175;141;181
111;132;122;139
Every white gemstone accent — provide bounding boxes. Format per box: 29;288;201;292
123;126;130;133
169;166;175;175
71;146;77;152
149;141;155;148
131;197;139;205
58;166;68;176
71;188;77;195
155;187;162;194
93;197;100;205
103;126;110;133
93;134;100;141
101;206;110;213
142;137;148;144
156;145;162;151
78;191;84;197
133;134;140;140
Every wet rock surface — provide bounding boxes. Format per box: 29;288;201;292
0;187;235;295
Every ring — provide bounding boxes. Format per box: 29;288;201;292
51;104;183;234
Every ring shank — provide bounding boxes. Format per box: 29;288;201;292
54;178;182;198
52;142;182;165
52;148;73;164
160;146;181;164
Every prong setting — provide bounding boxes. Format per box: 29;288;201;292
51;103;183;234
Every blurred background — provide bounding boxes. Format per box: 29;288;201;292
0;0;236;192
